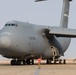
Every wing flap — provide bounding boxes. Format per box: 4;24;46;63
45;27;76;38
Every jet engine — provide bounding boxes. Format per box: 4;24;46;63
43;46;60;59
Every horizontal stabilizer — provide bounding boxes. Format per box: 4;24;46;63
45;27;76;38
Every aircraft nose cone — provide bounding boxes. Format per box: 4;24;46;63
0;36;11;48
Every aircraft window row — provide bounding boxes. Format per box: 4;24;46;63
5;24;17;27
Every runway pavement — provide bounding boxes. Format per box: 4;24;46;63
0;63;76;75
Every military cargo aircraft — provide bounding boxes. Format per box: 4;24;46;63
0;0;75;65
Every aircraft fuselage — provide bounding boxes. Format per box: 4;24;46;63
0;21;71;59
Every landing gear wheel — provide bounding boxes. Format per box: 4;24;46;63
11;60;25;65
23;60;26;65
17;60;25;65
59;59;62;64
11;60;15;65
46;59;50;64
31;59;34;65
63;59;66;64
50;61;52;64
26;59;30;65
17;60;22;65
11;60;17;65
54;60;56;64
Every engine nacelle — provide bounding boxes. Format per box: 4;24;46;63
43;46;60;59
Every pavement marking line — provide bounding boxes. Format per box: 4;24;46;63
34;69;40;75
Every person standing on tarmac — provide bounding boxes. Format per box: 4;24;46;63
38;56;42;69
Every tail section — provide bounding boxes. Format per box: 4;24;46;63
60;0;72;28
35;0;72;28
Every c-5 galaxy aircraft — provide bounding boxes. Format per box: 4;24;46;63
0;0;75;65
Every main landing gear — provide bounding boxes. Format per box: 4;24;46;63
11;59;34;65
46;59;66;64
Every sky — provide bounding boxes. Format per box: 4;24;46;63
0;0;76;60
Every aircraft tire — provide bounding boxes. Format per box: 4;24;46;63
11;60;14;65
59;59;62;64
11;60;17;65
31;59;34;65
63;59;66;64
46;59;50;64
17;60;21;65
54;60;56;64
23;60;26;65
17;60;25;65
26;59;30;65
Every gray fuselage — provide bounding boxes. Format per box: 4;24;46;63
0;21;71;59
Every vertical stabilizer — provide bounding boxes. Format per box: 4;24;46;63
60;0;72;28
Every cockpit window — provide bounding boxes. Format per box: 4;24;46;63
5;24;18;27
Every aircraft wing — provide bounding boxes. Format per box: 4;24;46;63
44;27;76;38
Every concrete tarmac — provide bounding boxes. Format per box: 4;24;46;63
0;63;76;75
